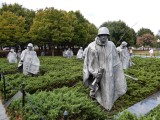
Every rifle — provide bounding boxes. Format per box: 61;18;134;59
91;68;104;94
124;74;138;81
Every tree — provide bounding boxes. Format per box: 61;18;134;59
0;3;35;31
71;11;97;47
136;33;155;47
155;30;160;40
85;23;97;46
137;28;154;37
0;11;25;47
0;3;97;51
29;8;75;50
101;20;136;46
29;9;97;50
0;3;36;49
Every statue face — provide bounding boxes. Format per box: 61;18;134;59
120;45;125;49
28;46;32;50
98;34;108;44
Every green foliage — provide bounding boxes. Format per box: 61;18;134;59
0;57;83;97
116;105;160;120
116;110;138;120
71;11;97;46
136;28;156;47
140;104;160;120
137;28;154;37
1;57;160;119
0;11;26;46
0;3;35;31
101;20;136;46
114;57;160;110
9;86;108;120
0;3;97;48
29;9;97;47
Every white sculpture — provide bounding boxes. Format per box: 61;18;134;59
62;49;67;57
82;47;88;59
83;27;127;111
117;41;132;69
77;47;83;59
7;49;17;63
18;43;40;75
66;48;73;58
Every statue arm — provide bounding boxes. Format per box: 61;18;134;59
87;49;98;78
18;50;26;67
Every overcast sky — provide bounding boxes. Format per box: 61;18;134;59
1;0;160;35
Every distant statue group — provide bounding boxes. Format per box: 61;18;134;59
6;26;134;111
63;48;74;58
62;46;88;59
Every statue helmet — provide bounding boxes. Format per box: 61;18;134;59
121;41;127;46
27;43;33;47
10;49;14;52
98;27;110;35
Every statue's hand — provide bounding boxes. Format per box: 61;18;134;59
99;68;104;73
96;68;104;82
95;72;102;83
